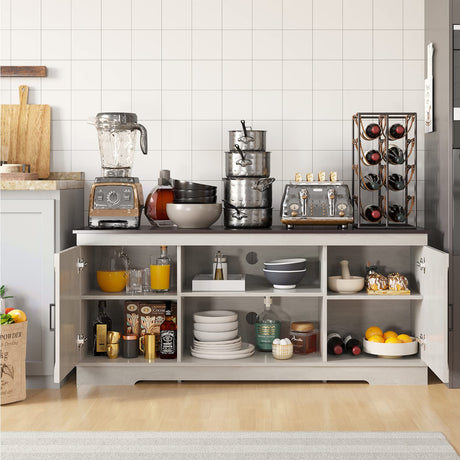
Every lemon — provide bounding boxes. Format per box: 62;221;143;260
367;335;385;343
383;330;398;340
365;326;383;340
385;337;402;344
397;334;412;343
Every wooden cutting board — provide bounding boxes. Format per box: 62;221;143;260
1;85;51;179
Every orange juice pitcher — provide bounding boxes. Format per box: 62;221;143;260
97;248;128;292
150;245;171;292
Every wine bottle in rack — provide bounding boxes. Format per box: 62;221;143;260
364;149;381;165
365;123;381;139
389;123;405;139
363;173;381;190
386;145;405;165
363;204;383;223
388;203;406;222
388;173;405;191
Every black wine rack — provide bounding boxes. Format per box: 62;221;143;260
352;112;417;229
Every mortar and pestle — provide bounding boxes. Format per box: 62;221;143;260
328;260;365;294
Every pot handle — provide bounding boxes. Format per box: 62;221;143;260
133;123;148;155
234;145;253;167
241;120;248;138
253;177;275;192
223;200;247;220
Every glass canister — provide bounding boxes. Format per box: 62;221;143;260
96;248;128;292
289;321;318;355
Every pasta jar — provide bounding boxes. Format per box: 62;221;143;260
289;321;318;355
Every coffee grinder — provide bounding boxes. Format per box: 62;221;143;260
88;112;148;229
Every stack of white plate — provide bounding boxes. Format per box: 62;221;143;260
191;310;255;360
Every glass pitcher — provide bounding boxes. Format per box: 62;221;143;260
96;248;128;292
94;112;148;177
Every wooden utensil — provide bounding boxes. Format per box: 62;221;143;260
1;85;51;178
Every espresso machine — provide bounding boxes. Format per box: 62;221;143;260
88;112;148;229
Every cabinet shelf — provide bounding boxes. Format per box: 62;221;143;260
81;290;178;300
79;355;178;366
327;291;422;300
181;351;323;366
326;353;424;367
182;286;322;298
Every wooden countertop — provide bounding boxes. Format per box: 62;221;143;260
0;172;84;190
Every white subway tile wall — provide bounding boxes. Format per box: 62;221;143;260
0;0;425;226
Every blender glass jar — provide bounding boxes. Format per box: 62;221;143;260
94;112;148;177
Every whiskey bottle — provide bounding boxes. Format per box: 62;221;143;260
160;303;177;359
93;300;112;356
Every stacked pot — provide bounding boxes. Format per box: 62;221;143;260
223;121;274;228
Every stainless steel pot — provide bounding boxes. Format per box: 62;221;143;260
229;120;266;151
224;202;272;228
225;147;270;177
223;177;274;208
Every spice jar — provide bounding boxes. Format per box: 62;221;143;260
289;321;318;355
122;334;138;359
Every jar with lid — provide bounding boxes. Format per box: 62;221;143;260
289;321;318;355
121;333;138;359
212;251;228;280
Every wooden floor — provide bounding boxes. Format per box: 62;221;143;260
2;372;460;455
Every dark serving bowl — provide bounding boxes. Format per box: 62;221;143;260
263;258;307;271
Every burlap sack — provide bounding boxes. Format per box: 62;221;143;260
1;321;27;405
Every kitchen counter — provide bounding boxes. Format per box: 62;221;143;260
74;225;428;247
0;172;84;190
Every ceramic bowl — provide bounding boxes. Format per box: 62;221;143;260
193;320;239;332
193;310;238;323
194;329;239;342
264;258;307;271
328;276;365;294
263;269;307;289
166;203;222;228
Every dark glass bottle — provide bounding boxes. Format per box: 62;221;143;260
365;149;381;165
388;204;406;223
343;335;362;356
364;205;382;222
386;145;405;165
160;303;177;359
145;169;174;224
327;332;344;355
388;173;405;191
365;123;381;139
93;301;112;356
389;123;405;139
363;173;381;190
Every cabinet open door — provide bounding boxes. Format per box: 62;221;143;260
54;246;83;383
414;246;449;383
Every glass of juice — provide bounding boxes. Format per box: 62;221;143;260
150;246;171;292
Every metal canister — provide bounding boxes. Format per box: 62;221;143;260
121;334;138;358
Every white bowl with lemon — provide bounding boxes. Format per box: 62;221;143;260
363;326;418;358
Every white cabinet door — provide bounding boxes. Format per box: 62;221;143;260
54;246;83;383
0;199;55;376
414;246;449;383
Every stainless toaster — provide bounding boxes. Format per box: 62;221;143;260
280;182;354;229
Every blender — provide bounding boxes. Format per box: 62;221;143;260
88;112;148;229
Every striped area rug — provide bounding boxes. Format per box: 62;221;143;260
1;431;458;459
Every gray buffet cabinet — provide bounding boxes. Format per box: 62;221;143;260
55;228;449;386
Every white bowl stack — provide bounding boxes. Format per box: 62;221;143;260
191;310;255;359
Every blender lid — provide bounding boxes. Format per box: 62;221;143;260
96;112;138;125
